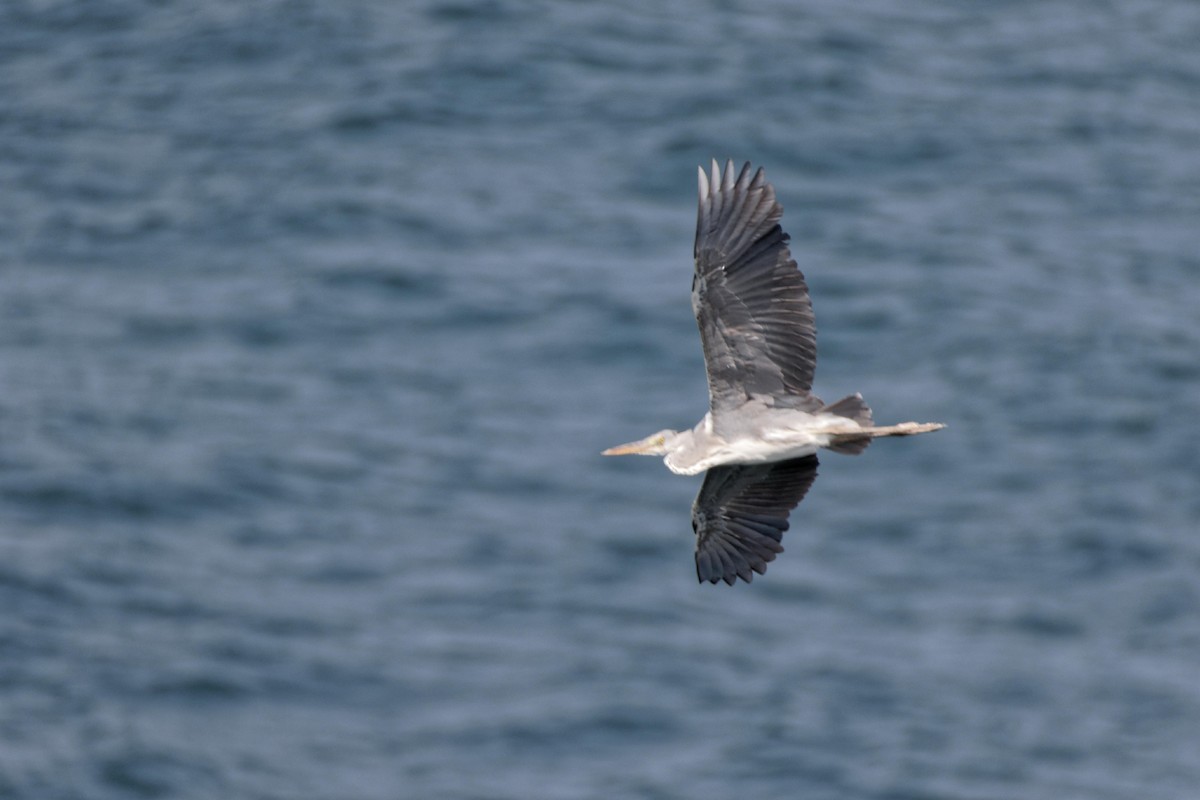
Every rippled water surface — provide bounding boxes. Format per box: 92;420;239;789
3;2;1200;798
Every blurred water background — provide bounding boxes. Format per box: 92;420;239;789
3;1;1200;798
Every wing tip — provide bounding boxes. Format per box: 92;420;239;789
695;547;781;586
698;158;768;196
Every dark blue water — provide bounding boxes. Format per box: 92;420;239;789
3;2;1200;798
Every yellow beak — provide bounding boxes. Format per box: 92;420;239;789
601;436;661;456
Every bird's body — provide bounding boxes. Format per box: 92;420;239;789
604;160;945;585
655;405;866;475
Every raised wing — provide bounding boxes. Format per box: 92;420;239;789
693;160;817;416
692;455;819;585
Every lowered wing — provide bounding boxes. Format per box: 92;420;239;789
692;455;819;585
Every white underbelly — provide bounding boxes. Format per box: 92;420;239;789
665;415;862;475
738;431;827;460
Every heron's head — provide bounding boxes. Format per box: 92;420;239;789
601;429;678;457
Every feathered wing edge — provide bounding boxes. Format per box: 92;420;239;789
692;455;820;585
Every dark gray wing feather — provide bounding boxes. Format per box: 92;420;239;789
693;160;818;416
692;455;819;585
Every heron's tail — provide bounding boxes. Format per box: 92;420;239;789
829;420;948;455
822;393;873;426
821;395;946;455
823;393;873;455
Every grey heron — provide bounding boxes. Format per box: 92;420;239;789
603;160;945;585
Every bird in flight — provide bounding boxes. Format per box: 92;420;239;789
604;160;945;585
